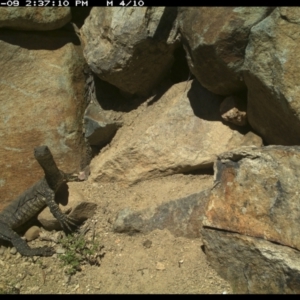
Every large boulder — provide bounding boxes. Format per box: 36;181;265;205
202;229;300;294
80;7;180;96
202;145;300;293
0;29;87;210
90;80;262;184
178;7;273;96
243;7;300;145
0;7;71;31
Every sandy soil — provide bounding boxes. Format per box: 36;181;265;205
0;173;232;294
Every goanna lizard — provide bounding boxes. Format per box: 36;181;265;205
0;145;80;256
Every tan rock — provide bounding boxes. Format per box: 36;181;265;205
90;80;262;184
0;29;87;211
38;182;97;231
178;7;273;95
220;95;247;126
243;7;300;145
24;226;40;242
81;7;180;96
240;131;263;147
156;262;165;271
0;7;71;31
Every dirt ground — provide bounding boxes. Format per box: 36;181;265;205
0;173;232;294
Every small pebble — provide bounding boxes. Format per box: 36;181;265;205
32;256;38;263
64;275;71;285
178;259;184;267
143;239;152;249
24;226;41;241
156;262;165;271
56;248;66;254
10;247;17;255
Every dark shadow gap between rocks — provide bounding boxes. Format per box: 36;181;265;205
187;80;224;122
0;27;81;50
182;168;214;176
70;7;92;28
169;44;194;84
94;74;148;113
152;7;178;41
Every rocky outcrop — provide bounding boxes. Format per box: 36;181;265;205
0;7;71;31
0;29;87;210
178;7;273;96
90;80;262;184
202;145;300;293
114;189;210;238
80;7;180;96
243;7;300;145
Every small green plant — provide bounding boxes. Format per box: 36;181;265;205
58;232;104;276
0;283;19;294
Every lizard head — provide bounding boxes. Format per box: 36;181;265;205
34;145;52;161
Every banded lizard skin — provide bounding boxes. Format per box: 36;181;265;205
0;146;79;256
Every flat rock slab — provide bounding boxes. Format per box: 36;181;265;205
202;228;300;294
114;189;210;238
90;80;262;184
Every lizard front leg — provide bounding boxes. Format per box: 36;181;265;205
0;221;54;257
44;188;78;233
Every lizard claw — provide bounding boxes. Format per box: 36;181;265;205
58;214;79;233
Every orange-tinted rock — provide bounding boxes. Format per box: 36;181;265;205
0;29;87;211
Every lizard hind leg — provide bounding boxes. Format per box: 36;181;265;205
0;221;55;257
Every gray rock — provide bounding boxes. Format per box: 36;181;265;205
81;7;180;96
84;101;123;147
243;7;300;145
114;189;210;238
202;229;300;294
178;7;273;95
